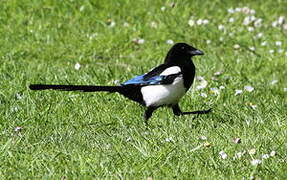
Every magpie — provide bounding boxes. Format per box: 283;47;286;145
29;43;211;125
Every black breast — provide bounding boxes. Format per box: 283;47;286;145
181;61;196;91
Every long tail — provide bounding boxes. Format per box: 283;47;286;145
29;84;123;92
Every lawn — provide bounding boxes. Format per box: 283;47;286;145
0;0;287;179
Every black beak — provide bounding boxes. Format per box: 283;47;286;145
189;49;204;56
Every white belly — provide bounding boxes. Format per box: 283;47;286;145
141;77;186;107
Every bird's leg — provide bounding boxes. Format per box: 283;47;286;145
144;106;158;126
172;104;212;116
172;104;182;116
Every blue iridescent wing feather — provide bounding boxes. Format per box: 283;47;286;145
122;73;182;86
122;74;164;86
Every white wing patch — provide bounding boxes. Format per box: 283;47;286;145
141;75;186;107
160;66;181;76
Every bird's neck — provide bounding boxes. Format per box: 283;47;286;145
164;53;191;64
164;57;194;68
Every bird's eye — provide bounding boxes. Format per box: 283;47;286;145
181;46;185;50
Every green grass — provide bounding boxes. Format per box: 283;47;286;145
1;0;287;179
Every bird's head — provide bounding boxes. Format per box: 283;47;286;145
164;43;204;64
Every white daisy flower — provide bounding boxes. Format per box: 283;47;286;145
243;16;252;25
244;85;254;92
11;106;19;113
219;85;225;90
269;49;275;54
79;6;85;12
166;39;174;45
254;18;263;27
138;39;145;44
250;9;256;15
203;19;209;24
113;80;120;85
275;41;282;46
272;21;278;27
210;87;220;95
250;16;256;21
219;151;228;159
247;27;254;32
233;44;240;49
249;103;257;110
218;24;225;31
206;40;211;44
14;126;23;132
227;8;235;14
235;7;242;12
150;21;158;28
256;32;263;38
242;7;251;14
109;21;116;27
196;76;208;90
80;6;85;12
278;16;285;25
249;47;255;51
270;151;276;156
233;151;245;159
126;137;133;142
74;63;81;70
229;17;235;23
87;33;97;40
262;154;270;159
271;80;278;85
188;19;195;26
214;71;222;76
133;38;145;44
248;148;256;155
123;22;129;27
251;159;262;166
232;137;241;144
197;19;203;25
199;136;207;140
15;93;23;100
165;137;174;142
200;93;207;98
235;89;243;95
261;41;267;46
